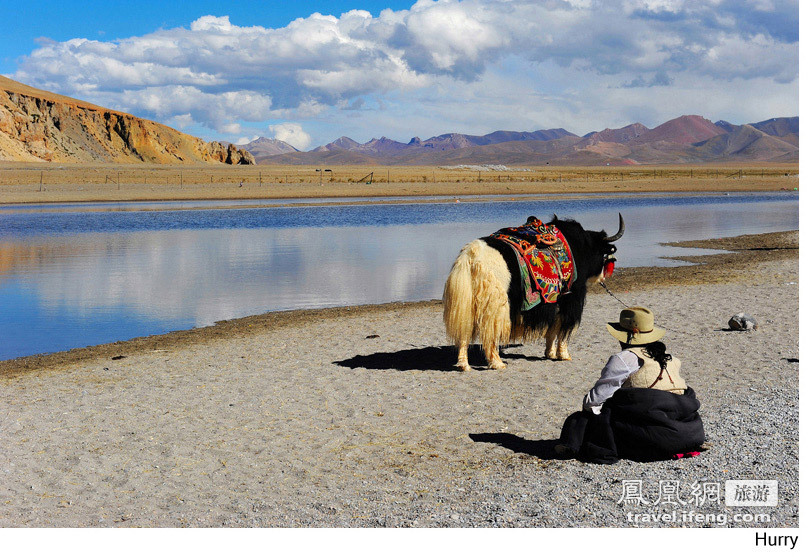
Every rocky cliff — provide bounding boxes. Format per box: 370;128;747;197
0;76;254;164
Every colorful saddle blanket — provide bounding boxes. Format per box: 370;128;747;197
490;219;577;310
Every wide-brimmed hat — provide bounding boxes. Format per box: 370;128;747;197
606;306;665;345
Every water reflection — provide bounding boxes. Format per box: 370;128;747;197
0;193;798;360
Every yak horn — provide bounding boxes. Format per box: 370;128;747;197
604;213;625;242
552;213;559;221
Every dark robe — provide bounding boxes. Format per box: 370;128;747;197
559;387;705;464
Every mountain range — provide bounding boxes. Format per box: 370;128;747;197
0;75;797;167
244;114;798;166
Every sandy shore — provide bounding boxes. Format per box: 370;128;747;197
0;231;799;527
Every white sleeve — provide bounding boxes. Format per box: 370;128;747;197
582;351;641;414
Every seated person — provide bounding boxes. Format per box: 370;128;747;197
557;306;705;464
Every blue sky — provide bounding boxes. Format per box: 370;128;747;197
2;1;799;149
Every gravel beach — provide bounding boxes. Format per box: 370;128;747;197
0;231;799;527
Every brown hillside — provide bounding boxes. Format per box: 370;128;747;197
751;116;799;138
0;76;254;164
573;141;633;159
401;136;580;165
579;123;649;145
694;124;799;161
623;142;702;164
631;115;724;145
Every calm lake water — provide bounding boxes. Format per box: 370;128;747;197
0;192;798;361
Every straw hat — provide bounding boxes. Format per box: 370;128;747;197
606;306;665;345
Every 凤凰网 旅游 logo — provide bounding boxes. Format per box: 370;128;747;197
617;479;777;526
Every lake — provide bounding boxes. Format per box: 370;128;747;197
0;192;798;361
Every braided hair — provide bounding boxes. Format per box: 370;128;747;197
619;341;673;371
641;341;672;371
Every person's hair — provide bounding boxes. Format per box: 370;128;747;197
619;341;672;371
642;341;672;371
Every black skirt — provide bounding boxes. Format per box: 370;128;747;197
559;387;705;464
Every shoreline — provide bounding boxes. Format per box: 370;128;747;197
0;188;796;212
1;229;798;376
0;184;797;207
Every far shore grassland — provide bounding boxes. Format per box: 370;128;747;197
0;162;799;204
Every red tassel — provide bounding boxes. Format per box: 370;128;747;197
604;260;615;278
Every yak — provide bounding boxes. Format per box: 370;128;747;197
442;214;624;371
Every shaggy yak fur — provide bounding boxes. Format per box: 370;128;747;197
443;215;624;371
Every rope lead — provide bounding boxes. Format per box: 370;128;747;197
600;281;630;308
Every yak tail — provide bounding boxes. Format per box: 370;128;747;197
443;243;476;346
443;239;511;349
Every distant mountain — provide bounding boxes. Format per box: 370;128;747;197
580;123;649;145
408;133;478;151
254;114;798;166
389;136;582;166
480;128;575;144
0;76;254;164
749;116;799;147
360;136;413;154
570;116;727;165
714;120;738;133
314;136;362;152
312;135;411;155
408;129;576;151
273;128;579;160
750;116;799;137
694;124;798;161
628;115;725;145
241;137;298;160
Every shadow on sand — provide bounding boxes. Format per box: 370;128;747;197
333;344;541;372
469;433;568;460
334;345;464;372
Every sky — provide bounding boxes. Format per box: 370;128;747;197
1;0;799;150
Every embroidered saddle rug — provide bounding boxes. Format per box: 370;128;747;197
489;219;577;311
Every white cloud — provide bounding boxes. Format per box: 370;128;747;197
9;0;797;145
220;122;243;134
112;86;273;131
699;33;797;83
267;123;311;150
169;113;195;129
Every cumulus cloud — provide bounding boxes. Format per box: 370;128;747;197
10;0;797;144
267;123;312;150
168;113;195;129
113;86;273;131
